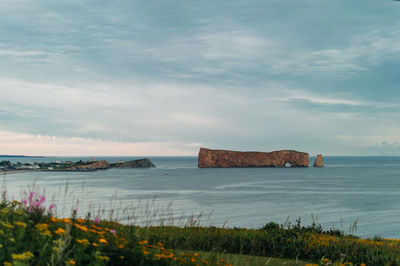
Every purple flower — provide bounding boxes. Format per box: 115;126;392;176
49;204;55;211
94;217;100;224
110;229;116;234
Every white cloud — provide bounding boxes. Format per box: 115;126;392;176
0;130;200;156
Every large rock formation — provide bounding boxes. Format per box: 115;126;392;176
314;154;324;167
75;160;110;170
111;158;156;168
198;148;309;168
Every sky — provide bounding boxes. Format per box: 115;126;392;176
1;0;400;156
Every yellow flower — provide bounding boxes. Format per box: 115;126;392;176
138;240;149;245
73;223;88;232
99;238;108;245
54;227;66;235
120;256;125;259
13;221;27;228
50;217;58;223
117;244;124;249
13;209;24;215
43;230;52;236
76;238;90;246
98;255;110;261
11;251;34;261
36;223;48;231
66;259;76;265
3;262;12;266
92;242;99;247
8;238;15;243
62;218;71;224
0;222;13;229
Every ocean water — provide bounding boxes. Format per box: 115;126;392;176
1;156;400;238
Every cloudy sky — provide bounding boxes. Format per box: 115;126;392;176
1;0;400;156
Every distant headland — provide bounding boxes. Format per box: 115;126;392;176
0;158;155;172
198;148;323;168
0;155;45;158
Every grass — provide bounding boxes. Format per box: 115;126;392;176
1;178;400;265
193;251;311;265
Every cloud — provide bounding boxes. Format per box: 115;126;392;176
0;130;201;156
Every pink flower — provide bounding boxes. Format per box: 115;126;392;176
94;217;100;224
110;229;116;234
49;204;55;211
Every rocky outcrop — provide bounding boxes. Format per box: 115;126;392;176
314;154;324;167
198;148;309;168
111;158;156;168
75;160;110;170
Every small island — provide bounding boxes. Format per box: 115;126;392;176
0;158;156;172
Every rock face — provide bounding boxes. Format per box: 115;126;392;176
111;158;156;168
198;148;309;168
75;160;110;170
314;154;324;167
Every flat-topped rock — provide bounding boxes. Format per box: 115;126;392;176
198;148;309;168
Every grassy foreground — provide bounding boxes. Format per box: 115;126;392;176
1;191;400;265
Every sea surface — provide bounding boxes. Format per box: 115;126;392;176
1;156;400;238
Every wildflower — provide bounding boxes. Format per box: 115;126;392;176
11;251;34;261
62;218;70;224
110;229;116;234
66;259;76;265
92;242;99;247
98;255;110;261
13;209;24;215
117;244;124;249
49;204;55;212
36;223;48;231
4;262;12;266
94;217;100;223
99;238;108;245
120;256;125;259
73;223;88;232
13;221;27;228
76;218;84;223
76;238;90;246
50;217;57;223
8;238;15;243
0;221;14;229
54;227;66;235
138;240;149;245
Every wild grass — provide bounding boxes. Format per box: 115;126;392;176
1;173;400;265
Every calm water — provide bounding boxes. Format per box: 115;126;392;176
1;156;400;238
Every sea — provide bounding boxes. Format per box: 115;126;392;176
1;156;400;238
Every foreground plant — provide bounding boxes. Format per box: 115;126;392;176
0;199;220;265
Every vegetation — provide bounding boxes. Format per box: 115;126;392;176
0;193;229;265
1;185;400;265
